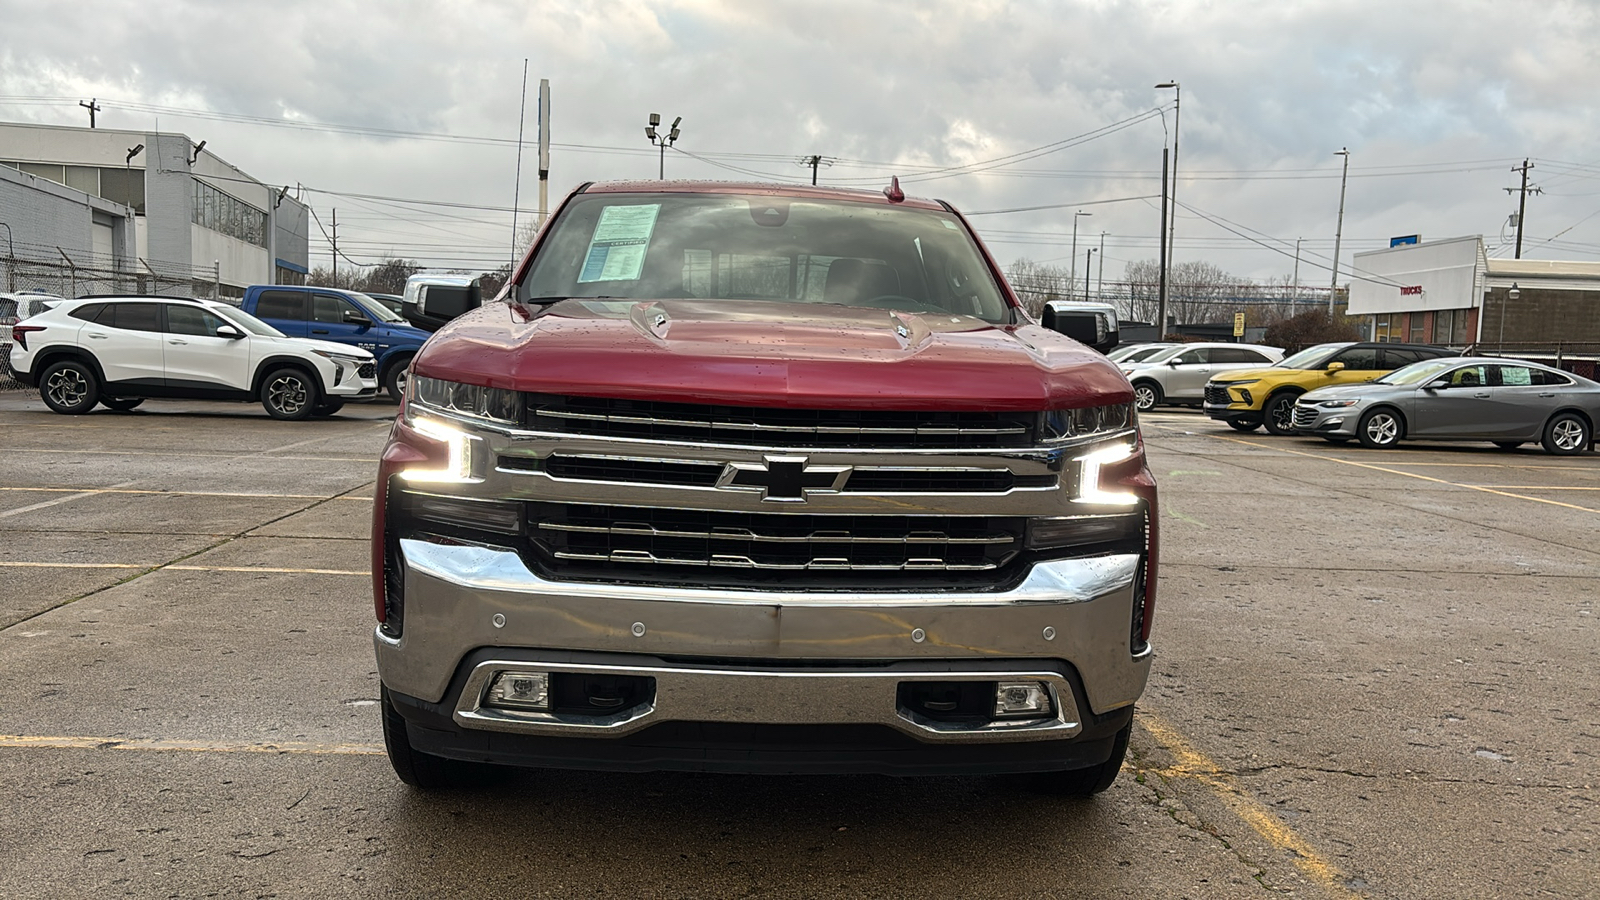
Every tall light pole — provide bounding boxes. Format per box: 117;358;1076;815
1291;236;1302;314
1085;248;1096;301
644;113;682;180
1097;231;1105;301
1156;81;1181;284
1070;210;1091;301
1330;147;1350;314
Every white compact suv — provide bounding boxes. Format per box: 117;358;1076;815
9;296;379;419
1121;342;1284;412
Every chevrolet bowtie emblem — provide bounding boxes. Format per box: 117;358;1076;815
718;455;852;502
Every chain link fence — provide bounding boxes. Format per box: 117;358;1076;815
2;245;222;392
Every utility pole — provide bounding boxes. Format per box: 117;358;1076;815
1291;237;1302;314
1097;231;1105;302
1156;82;1181;286
1157;147;1169;338
331;208;338;286
537;79;551;229
1329;148;1350;315
79;98;100;128
511;59;529;263
1085;248;1095;301
797;154;834;185
1506;159;1540;259
1070;210;1091;302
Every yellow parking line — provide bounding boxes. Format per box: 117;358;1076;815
1140;711;1363;899
0;486;341;500
1208;435;1600;514
1464;485;1600;490
0;561;149;569
0;734;382;755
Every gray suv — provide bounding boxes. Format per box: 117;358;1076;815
1121;343;1283;412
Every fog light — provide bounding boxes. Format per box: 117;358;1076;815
485;670;549;710
993;681;1053;718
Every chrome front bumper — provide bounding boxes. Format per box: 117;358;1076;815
375;539;1152;738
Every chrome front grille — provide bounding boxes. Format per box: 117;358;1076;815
527;503;1024;587
525;394;1037;449
508;454;1057;494
1292;404;1319;428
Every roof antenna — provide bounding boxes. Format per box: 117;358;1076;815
883;176;904;203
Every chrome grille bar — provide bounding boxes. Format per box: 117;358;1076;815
539;521;1014;545
534;408;1028;437
552;549;1000;572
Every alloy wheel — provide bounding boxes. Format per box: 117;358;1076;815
1552;419;1586;451
1364;412;1399;445
46;368;89;408
267;375;308;416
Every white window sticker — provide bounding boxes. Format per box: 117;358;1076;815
578;204;661;283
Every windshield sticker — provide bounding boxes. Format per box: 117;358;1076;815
941;219;960;230
578;204;661;283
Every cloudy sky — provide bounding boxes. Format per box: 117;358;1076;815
4;0;1598;290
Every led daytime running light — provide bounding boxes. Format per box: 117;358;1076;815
400;416;481;484
1074;442;1139;506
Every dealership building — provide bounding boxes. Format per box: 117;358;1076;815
1348;235;1600;354
0;121;309;298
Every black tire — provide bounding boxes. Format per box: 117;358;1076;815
1026;716;1132;797
1131;381;1162;413
1541;413;1591;456
383;358;412;402
381;686;455;789
39;359;101;414
100;396;144;412
1493;441;1523;450
1262;392;1299;435
1357;407;1404;449
260;366;319;420
1226;417;1261;432
311;399;345;417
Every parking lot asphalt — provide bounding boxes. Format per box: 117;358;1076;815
0;393;1594;899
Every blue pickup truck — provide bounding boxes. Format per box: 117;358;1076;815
238;285;430;401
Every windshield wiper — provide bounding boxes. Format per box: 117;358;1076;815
524;295;621;305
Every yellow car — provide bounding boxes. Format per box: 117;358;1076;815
1203;341;1454;434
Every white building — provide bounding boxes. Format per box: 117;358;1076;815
0;121;309;298
1348;235;1600;349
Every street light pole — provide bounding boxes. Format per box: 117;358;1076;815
0;221;13;292
1330;148;1350;315
1291;236;1302;314
1070;210;1091;301
1085;248;1096;300
1156;81;1181;287
1097;231;1105;301
644;113;682;180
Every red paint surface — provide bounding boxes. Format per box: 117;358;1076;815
413;299;1133;411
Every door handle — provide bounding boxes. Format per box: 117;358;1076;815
1539;392;1556;398
1472;392;1491;398
168;339;188;345
88;332;108;339
311;329;330;334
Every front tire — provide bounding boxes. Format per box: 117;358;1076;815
100;396;145;412
1226;417;1261;432
1542;413;1591;455
39;360;101;414
1358;408;1404;449
1263;393;1299;435
1132;382;1162;413
260;367;319;420
383;358;411;403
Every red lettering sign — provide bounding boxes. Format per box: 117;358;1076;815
1399;285;1423;296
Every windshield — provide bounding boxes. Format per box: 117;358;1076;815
1109;344;1169;363
1276;343;1345;370
211;304;285;337
347;291;408;324
1138;345;1189;365
519;193;1013;323
1374;359;1455;386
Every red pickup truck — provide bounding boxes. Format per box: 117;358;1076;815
371;180;1158;795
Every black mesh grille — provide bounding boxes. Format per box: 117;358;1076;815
359;362;376;379
1204;384;1232;405
542;455;724;487
525;394;1037;449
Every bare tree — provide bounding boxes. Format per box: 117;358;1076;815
1005;258;1072;317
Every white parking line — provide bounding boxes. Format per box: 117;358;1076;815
0;480;139;520
0;486;369;501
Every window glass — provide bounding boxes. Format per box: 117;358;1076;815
1174;348;1209;364
521;193;1010;323
109;303;161;332
255;291;308;321
1212;347;1269;364
1533;368;1573;387
313;295;347;324
1375;359;1454;386
1446;365;1488;387
68;303;105;322
1494;366;1533;387
98;167;146;214
1332;346;1379;369
1381;348;1425;368
1408;314;1426;343
165;304;226;336
211;305;285;337
1276;343;1345;370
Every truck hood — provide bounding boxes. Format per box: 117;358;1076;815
412;299;1132;411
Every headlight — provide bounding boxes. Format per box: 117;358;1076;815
1073;441;1140;507
1040;403;1135;443
311;349;369;365
1220;379;1259;388
1317;399;1360;408
399;415;483;484
411;375;521;426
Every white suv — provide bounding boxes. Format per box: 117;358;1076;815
1120;342;1284;412
9;296;379;419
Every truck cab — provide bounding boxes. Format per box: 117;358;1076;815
239;285;431;400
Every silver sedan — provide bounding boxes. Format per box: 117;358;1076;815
1292;357;1600;454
